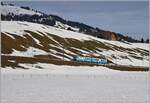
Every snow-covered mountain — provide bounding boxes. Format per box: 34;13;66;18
1;21;149;69
1;3;81;31
1;3;140;42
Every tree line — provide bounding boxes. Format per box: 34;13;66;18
140;38;149;43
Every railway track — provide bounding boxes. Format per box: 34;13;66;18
1;55;149;71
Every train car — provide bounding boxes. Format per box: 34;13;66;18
73;55;108;64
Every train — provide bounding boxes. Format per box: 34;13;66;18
73;55;108;64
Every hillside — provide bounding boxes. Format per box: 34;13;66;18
1;3;140;42
1;21;149;70
1;3;42;16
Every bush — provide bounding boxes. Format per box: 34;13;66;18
21;6;30;10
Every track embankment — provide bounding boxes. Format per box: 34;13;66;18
1;55;149;71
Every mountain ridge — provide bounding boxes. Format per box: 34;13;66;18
1;2;140;42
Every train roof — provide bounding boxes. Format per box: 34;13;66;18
74;55;106;59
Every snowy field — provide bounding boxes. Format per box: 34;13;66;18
1;65;149;103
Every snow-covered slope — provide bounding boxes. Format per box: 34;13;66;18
1;21;149;67
1;21;90;40
55;21;80;32
1;4;42;16
1;21;148;49
1;4;79;31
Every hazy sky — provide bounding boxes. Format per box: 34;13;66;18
7;1;149;40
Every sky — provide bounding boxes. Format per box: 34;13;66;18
7;1;149;40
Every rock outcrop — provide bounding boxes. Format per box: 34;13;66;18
97;31;119;41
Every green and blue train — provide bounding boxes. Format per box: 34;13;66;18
73;55;108;64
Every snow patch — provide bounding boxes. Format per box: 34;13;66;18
10;47;47;57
